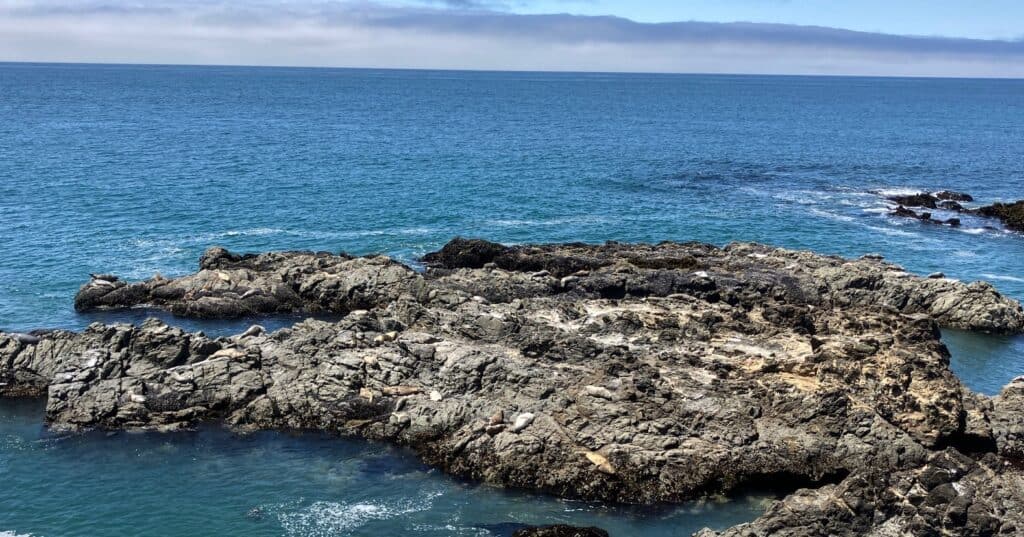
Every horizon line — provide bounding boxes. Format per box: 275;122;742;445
4;60;1024;82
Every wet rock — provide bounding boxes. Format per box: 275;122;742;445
935;191;974;202
512;525;610;537
975;200;1024;233
887;192;940;209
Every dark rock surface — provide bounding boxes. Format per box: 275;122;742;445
976;201;1024;233
880;190;1024;233
513;525;610;537
696;449;1024;537
6;239;1024;536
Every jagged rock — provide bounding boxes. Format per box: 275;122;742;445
976;201;1024;233
935;191;974;202
74;248;423;318
887;193;941;209
73;240;1024;334
878;190;1024;234
695;450;1024;537
6;239;1024;536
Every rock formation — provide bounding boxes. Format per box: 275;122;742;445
881;190;1024;233
4;238;1024;536
976;201;1024;233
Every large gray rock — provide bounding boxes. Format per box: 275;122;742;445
75;239;1024;334
5;238;1023;536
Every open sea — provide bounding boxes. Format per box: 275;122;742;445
1;63;1023;536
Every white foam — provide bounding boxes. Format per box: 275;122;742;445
486;216;609;227
864;225;919;238
873;187;924;197
275;490;442;536
222;228;285;237
0;531;34;537
808;208;855;223
958;227;988;235
981;273;1024;283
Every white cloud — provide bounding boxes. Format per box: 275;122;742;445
1;1;1022;77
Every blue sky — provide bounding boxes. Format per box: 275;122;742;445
1;0;1023;76
498;0;1024;40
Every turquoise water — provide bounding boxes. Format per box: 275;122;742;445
1;63;1024;534
0;400;771;537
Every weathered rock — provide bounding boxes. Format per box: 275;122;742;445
886;192;941;209
878;190;1024;234
74;248;424;318
74;240;1024;334
976;201;1024;233
7;239;1024;536
935;191;974;202
696;450;1024;537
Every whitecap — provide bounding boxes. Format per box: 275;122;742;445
0;531;34;537
872;187;924;197
221;228;285;237
958;227;988;235
808;208;855;223
863;225;920;238
981;273;1024;283
274;490;443;536
861;206;891;214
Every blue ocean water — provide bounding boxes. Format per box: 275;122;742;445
1;63;1024;535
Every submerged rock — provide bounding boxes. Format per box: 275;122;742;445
879;190;1024;234
6;238;1024;536
513;525;610;537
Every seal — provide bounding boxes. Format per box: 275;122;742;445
11;333;41;345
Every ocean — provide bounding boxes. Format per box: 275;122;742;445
1;63;1023;536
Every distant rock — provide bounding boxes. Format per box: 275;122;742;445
877;190;1024;234
976;200;1024;233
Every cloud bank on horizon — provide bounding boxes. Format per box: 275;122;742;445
2;0;1024;77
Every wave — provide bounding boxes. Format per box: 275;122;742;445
981;273;1024;283
0;531;34;537
863;225;920;238
484;216;610;227
274;490;443;536
808;208;855;223
871;187;924;197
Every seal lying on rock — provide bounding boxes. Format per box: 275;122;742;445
6;239;1024;536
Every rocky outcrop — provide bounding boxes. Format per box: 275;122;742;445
76;239;1024;334
880;190;1024;233
6;239;1024;535
74;247;423;318
695;450;1024;537
976;201;1024;233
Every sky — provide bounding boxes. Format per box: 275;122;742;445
1;0;1023;77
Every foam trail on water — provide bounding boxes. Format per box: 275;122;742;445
981;273;1024;283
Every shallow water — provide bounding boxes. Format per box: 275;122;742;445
2;64;1024;534
0;400;772;537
